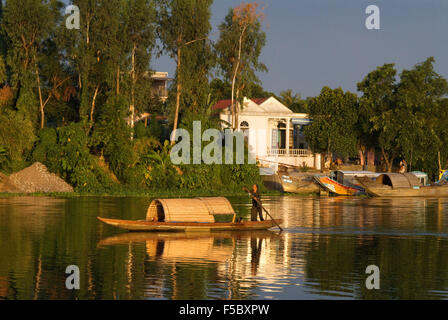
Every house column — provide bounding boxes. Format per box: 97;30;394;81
286;119;290;156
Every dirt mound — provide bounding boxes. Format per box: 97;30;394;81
1;162;74;193
0;173;22;193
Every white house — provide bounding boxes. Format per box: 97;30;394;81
213;97;321;171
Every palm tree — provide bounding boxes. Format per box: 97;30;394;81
279;89;306;113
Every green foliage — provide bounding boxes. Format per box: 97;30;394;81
134;118;164;141
157;0;215;118
357;58;448;175
279;89;307;113
299;163;311;172
3;0;57;81
156;0;213;58
0;109;36;171
32;122;117;192
304;86;358;158
144;140;179;189
15;87;39;125
0;146;9;169
357;63;399;170
91;94;135;182
32;127;58;171
0;55;7;84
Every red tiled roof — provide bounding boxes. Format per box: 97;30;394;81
251;98;268;105
211;99;232;110
212;98;268;110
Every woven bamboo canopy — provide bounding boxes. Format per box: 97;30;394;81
146;197;236;223
376;173;421;189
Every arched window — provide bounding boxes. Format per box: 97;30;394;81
240;121;249;129
277;122;286;129
275;122;287;149
240;121;249;143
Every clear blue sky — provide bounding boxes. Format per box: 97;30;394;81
154;0;448;98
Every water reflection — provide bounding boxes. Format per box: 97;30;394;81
97;231;286;299
0;195;447;300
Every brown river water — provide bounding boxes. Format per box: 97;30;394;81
0;195;447;300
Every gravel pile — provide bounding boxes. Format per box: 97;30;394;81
4;162;74;193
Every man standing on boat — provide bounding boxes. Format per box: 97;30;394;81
398;160;407;173
250;184;264;222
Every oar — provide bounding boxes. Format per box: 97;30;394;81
243;187;283;231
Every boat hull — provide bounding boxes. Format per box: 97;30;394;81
280;175;320;194
361;185;448;197
97;217;283;232
356;176;448;197
314;176;364;196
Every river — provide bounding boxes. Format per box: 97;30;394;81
0;195;447;300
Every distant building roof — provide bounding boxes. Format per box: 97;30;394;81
251;98;268;105
142;71;173;81
212;98;268;110
212;99;232;110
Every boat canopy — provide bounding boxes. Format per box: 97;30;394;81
146;197;236;223
332;171;380;184
375;173;421;189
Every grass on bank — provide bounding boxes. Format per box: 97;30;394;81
0;186;288;198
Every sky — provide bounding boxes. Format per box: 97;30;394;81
153;0;448;98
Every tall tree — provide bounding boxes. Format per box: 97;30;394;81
215;2;267;129
3;0;61;127
394;57;448;175
64;0;125;126
177;37;215;115
279;89;307;113
122;0;156;130
358;58;448;174
357;63;397;171
304;87;359;167
156;0;213;144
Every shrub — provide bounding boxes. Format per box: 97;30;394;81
0;110;36;171
32;122;117;192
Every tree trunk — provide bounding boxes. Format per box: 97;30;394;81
381;147;393;172
171;46;182;145
231;72;237;130
35;63;45;129
90;84;100;124
235;87;241;130
130;43;137;137
231;26;246;130
116;66;120;95
359;149;364;167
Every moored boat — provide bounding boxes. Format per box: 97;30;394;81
98;197;283;232
314;171;380;196
280;173;320;194
356;172;448;197
438;170;448;184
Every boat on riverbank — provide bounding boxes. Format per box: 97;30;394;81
98;197;283;232
314;171;380;196
356;172;448;197
280;173;320;194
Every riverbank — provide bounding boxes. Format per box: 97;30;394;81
0;187;287;198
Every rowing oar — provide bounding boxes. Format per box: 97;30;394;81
243;187;283;231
